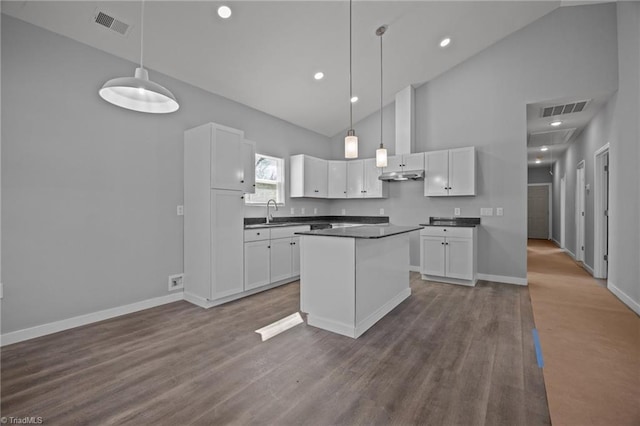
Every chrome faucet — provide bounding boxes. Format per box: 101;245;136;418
266;199;278;224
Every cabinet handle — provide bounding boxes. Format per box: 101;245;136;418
268;246;271;249
314;190;319;193
253;184;256;187
241;196;244;199
257;232;260;235
443;229;447;232
445;242;449;245
441;242;445;245
241;180;245;183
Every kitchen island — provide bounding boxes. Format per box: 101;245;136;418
296;225;421;338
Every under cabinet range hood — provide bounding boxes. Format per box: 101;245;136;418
379;170;424;181
379;86;424;181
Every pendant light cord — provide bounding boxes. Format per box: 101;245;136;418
140;0;145;68
349;0;353;130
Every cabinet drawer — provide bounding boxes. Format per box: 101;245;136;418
270;225;310;240
420;227;474;238
244;228;271;242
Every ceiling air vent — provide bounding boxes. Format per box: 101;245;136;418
528;128;577;147
93;10;130;36
541;100;590;118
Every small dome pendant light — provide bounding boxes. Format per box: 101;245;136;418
344;0;358;158
99;1;179;113
375;25;388;168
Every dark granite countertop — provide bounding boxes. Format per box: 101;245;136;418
244;215;389;230
420;217;480;228
295;224;422;239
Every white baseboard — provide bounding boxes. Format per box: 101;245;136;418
477;273;527;286
551;239;561;247
184;277;299;309
1;292;184;347
582;262;595;276
608;280;640;316
409;265;421;273
564;249;576;260
354;288;411;338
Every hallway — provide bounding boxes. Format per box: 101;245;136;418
527;240;639;426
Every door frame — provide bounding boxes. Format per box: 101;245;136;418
575;160;586;262
528;183;552;239
560;175;566;249
593;143;610;278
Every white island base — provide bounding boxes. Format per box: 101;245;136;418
299;232;412;338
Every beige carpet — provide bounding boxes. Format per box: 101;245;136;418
527;240;640;426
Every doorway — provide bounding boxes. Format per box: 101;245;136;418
528;183;552;239
560;175;566;249
575;161;586;262
594;144;609;278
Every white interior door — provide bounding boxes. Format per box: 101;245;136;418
528;185;550;239
576;163;586;262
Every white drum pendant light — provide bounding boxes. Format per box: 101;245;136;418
345;0;358;158
375;25;388;168
99;1;179;113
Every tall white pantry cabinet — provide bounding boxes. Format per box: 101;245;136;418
184;122;255;307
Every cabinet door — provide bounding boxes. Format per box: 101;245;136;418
420;236;446;277
424;150;450;196
384;156;403;173
211;125;245;191
448;147;476;196
403;153;425;171
445;236;473;280
346;160;364;198
241;140;256;194
291;237;301;276
244;240;271;291
305;156;328;198
327;161;348;198
211;190;245;299
270;238;293;283
363;158;384;198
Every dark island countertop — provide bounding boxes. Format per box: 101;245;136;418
295;224;422;239
420;217;481;228
244;215;389;230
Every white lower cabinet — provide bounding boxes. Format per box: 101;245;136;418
244;225;309;291
420;227;477;286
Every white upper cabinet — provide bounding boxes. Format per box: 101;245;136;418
209;124;246;190
385;153;425;173
290;154;328;198
241;139;256;194
346;159;388;199
327;160;348;199
424;147;476;197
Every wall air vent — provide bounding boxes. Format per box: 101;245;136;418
528;128;577;147
541;100;590;118
93;10;130;36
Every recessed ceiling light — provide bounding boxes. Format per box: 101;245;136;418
351;96;358;103
314;72;324;80
217;5;232;19
550;120;562;127
439;37;451;48
540;146;549;151
535;159;542;164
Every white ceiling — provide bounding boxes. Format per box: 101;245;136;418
2;1;564;137
526;92;613;167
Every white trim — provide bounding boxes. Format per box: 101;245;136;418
421;274;477;287
582;262;594;276
409;265;421;273
552;238;561;247
1;292;184;347
560;174;566;249
575;161;586;262
593;143;609;279
477;273;527;286
608;281;640;315
354;288;411;338
528;183;552;239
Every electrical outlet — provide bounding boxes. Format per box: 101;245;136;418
480;208;494;216
496;207;504;216
168;274;184;291
177;205;184;216
290;208;295;215
314;208;318;215
454;208;461;216
0;282;3;299
301;207;306;215
379;208;384;215
341;209;346;215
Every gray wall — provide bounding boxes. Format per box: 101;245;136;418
608;1;640;309
330;4;618;276
552;96;616;268
1;15;332;333
528;167;553;184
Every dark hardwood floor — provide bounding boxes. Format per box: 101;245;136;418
2;273;550;425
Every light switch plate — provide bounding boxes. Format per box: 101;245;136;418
341;209;346;215
480;208;494;216
177;205;184;216
454;208;461;216
379;208;385;215
301;207;306;215
496;207;504;216
290;208;295;215
313;208;318;215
